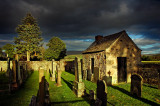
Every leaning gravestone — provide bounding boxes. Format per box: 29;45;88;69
73;57;85;97
96;80;107;106
131;74;143;97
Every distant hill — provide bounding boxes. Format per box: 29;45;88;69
66;51;83;55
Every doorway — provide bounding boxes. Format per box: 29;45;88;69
91;58;94;73
117;57;127;83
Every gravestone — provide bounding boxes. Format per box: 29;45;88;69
38;67;45;106
83;69;87;80
131;74;143;97
94;67;100;83
87;69;92;81
73;57;85;97
56;62;62;87
89;90;95;101
96;80;107;106
12;60;18;88
51;59;56;81
15;54;22;85
157;69;160;89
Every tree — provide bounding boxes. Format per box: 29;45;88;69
2;44;15;59
44;37;66;61
14;13;43;61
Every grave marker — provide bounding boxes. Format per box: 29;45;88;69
131;74;143;97
39;67;45;106
51;59;56;81
73;57;85;97
96;80;107;106
56;62;62;87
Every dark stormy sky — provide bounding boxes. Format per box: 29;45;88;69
0;0;160;54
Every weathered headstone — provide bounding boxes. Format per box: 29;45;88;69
73;57;85;97
131;74;143;97
89;90;95;101
15;54;22;85
56;62;62;87
38;67;45;106
94;67;100;83
87;69;92;81
83;69;87;80
157;69;160;89
51;59;56;81
95;98;102;106
96;80;107;106
12;60;18;88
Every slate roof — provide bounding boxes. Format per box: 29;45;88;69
83;30;140;54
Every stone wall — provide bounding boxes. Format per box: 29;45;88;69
0;61;52;72
83;51;106;80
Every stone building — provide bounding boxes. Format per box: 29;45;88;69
82;30;141;85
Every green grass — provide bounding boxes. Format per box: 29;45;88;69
46;71;160;106
64;54;83;60
0;71;39;106
0;71;160;106
45;71;90;106
141;61;160;64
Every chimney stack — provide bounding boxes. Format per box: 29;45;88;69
95;35;103;41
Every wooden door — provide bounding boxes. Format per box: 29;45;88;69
117;57;127;83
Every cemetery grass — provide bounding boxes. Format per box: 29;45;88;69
64;54;83;60
0;71;39;106
141;61;160;64
46;71;160;106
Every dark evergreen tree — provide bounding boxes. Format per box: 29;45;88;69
14;13;43;61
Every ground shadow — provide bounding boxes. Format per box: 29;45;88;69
61;77;73;90
51;99;85;105
143;84;158;89
66;71;74;75
110;86;159;106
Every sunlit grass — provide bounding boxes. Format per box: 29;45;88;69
0;71;159;106
141;61;160;64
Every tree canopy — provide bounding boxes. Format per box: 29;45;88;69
14;13;43;61
44;37;66;60
2;44;15;59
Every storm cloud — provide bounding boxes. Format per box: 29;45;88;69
0;0;160;54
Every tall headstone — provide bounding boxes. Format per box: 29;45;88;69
56;62;62;87
96;80;107;106
38;67;45;106
15;54;22;84
131;74;143;97
83;70;87;80
51;59;56;81
12;60;18;88
73;57;85;97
